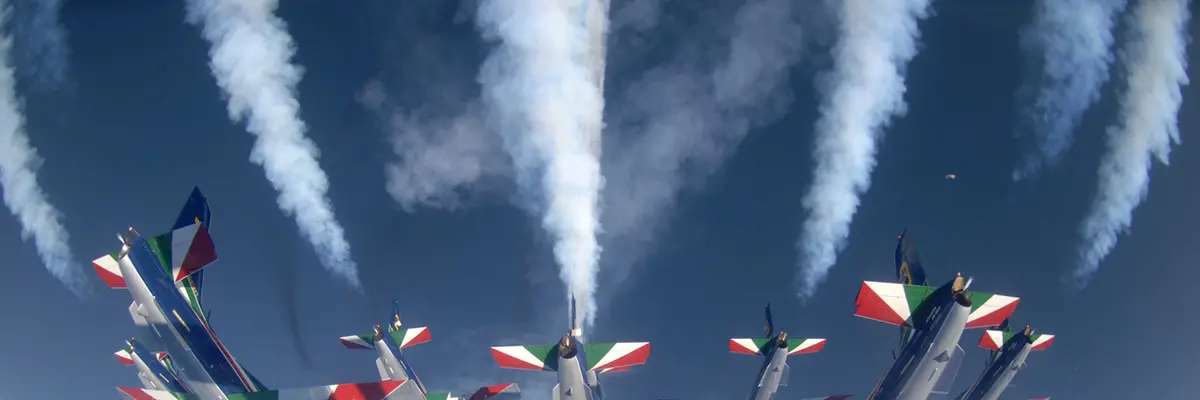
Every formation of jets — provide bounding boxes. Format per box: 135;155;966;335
94;188;1055;400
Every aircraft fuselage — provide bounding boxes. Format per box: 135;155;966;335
960;340;1033;400
119;235;253;399
868;293;971;400
748;343;788;400
557;336;600;400
128;340;189;393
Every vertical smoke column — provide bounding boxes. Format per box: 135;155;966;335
0;2;84;295
185;0;360;288
1076;0;1191;286
475;0;608;329
1014;0;1127;180
796;0;933;298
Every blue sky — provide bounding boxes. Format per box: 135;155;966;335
0;0;1197;399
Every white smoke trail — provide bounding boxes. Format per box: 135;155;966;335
184;0;360;288
475;0;607;329
1075;0;1190;286
796;0;932;298
1014;0;1127;181
0;4;84;295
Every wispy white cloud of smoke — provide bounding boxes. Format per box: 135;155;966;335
598;0;809;300
184;0;360;288
1075;0;1191;286
8;0;70;90
1013;0;1127;180
796;0;933;298
0;2;84;295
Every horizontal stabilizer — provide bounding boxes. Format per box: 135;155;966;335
963;292;1020;329
729;338;827;355
491;345;559;371
597;365;631;374
583;342;650;372
1030;334;1055;351
117;380;416;400
468;383;520;400
152;222;218;283
341;327;431;350
854;281;934;326
115;348;134;366
980;329;1055;351
92;253;126;289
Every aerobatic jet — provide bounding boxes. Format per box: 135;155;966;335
728;303;828;400
339;299;521;400
956;320;1055;400
115;338;190;393
489;297;650;400
92;187;415;399
853;230;1022;400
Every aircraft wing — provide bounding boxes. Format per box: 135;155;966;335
339;327;431;350
117;380;423;400
423;383;521;400
582;342;651;372
963;292;1021;329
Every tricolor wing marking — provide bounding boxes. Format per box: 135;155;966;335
116;387;197;400
224;380;412;400
491;345;557;371
468;383;520;400
392;326;432;348
115;348;134;366
584;342;650;371
162;223;218;282
965;293;1020;329
979;330;1005;351
1030;334;1055;351
425;393;459;400
93;254;126;289
855;281;933;326
786;338;827;355
340;334;377;349
729;338;763;355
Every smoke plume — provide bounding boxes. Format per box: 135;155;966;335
8;0;70;91
474;0;609;328
796;0;932;298
0;3;84;296
598;0;809;300
1075;0;1190;286
1014;0;1127;180
184;0;360;288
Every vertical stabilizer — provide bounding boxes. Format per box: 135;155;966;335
764;303;775;338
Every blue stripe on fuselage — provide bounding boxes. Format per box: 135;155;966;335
130;339;190;393
383;334;426;393
128;236;253;393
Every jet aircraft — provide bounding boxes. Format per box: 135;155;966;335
115;338;190;393
339;299;521;400
93;187;416;399
956;320;1055;400
489;297;650;400
728;303;828;400
853;231;1021;400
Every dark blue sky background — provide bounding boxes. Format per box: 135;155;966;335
0;0;1196;399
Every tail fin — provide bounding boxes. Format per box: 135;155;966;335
894;230;928;286
390;299;403;331
764;303;775;338
569;296;581;338
91;187;219;289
